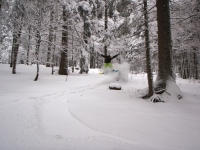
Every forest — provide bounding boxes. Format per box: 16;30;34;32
1;1;200;149
0;0;199;96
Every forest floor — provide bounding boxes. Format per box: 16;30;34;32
0;64;200;150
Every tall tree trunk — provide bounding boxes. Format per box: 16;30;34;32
51;29;56;75
79;6;90;74
193;48;198;79
71;31;75;73
12;27;22;74
143;0;153;97
96;51;100;68
90;45;95;68
59;5;68;75
34;30;41;81
51;1;58;74
46;4;54;67
26;26;31;65
0;0;1;23
0;0;1;11
10;41;14;67
80;50;86;74
10;0;24;71
156;0;174;89
104;3;108;56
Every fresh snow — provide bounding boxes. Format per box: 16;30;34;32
109;83;121;88
0;64;200;150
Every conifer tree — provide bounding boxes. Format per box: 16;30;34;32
59;4;69;75
156;0;174;89
143;0;153;97
10;0;24;74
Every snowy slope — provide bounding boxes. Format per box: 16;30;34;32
0;64;200;150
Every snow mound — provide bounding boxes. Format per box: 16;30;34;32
166;80;183;98
109;83;121;90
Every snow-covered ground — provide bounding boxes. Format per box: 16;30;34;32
0;64;200;150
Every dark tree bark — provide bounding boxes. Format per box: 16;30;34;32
51;1;59;74
0;0;1;11
70;30;74;73
156;0;174;89
78;3;90;74
10;41;14;68
12;28;22;74
90;45;95;68
59;5;68;75
34;30;41;81
26;26;31;65
51;29;56;75
0;0;1;19
79;51;88;74
143;0;153;97
10;0;24;73
104;3;108;56
46;5;54;67
193;48;198;79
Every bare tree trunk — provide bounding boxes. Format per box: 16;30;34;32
71;31;74;73
10;42;14;68
193;48;198;79
59;5;68;75
26;26;31;65
0;0;2;32
34;61;39;81
51;31;56;75
34;30;41;81
90;45;95;69
12;27;22;74
0;0;1;12
46;4;54;67
10;0;24;71
51;1;58;74
143;0;153;97
79;5;90;74
104;3;108;56
156;0;174;89
80;50;86;74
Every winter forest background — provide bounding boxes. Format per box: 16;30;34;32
1;1;200;149
0;0;200;96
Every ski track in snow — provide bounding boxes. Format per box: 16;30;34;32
0;78;147;148
1;65;200;150
30;81;143;148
